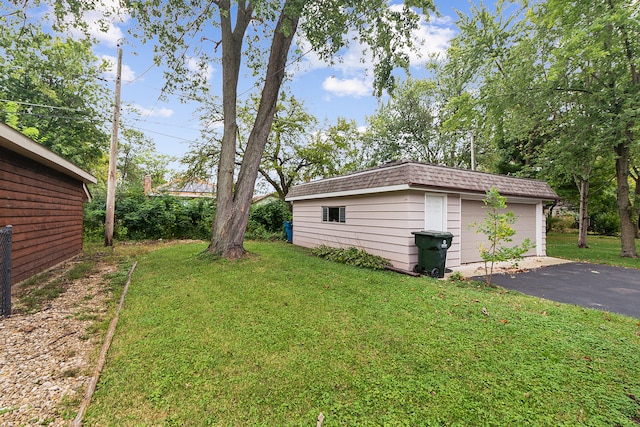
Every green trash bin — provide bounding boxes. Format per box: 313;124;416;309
412;230;454;278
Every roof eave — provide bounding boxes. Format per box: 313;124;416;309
407;182;559;201
0;123;97;184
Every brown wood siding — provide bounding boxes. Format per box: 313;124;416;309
460;200;537;264
0;146;85;285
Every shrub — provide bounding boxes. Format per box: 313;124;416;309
244;220;283;241
83;189;215;241
311;245;391;270
248;199;291;233
591;211;620;236
245;199;292;240
546;214;577;233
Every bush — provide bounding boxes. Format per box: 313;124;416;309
546;215;577;233
591;211;620;236
244;220;283;241
246;199;291;240
311;245;391;270
83;189;215;241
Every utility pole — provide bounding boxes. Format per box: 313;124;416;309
470;133;476;171
104;46;122;247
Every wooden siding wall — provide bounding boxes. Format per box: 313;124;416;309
292;192;423;271
0;147;85;285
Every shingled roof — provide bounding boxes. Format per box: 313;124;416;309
286;160;558;200
153;179;215;198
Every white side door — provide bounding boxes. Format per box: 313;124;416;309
424;194;447;231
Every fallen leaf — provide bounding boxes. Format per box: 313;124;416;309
481;307;489;316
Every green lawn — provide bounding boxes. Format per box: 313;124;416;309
547;232;640;269
85;241;640;426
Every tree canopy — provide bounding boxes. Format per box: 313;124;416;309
125;0;436;258
434;0;638;256
0;23;111;172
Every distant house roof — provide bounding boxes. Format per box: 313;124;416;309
154;179;215;198
0;122;97;185
252;193;279;204
286;160;558;201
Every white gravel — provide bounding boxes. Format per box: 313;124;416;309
0;259;118;426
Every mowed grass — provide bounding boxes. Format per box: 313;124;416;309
547;232;640;269
85;241;640;426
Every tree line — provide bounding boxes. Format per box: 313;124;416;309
1;0;637;258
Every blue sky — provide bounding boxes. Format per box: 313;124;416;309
82;1;476;172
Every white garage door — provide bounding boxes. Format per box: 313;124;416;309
460;200;537;264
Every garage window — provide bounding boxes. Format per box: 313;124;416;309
322;206;346;223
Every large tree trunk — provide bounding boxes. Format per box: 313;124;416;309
632;167;640;239
635;171;640;239
609;0;639;256
576;176;589;248
207;1;252;258
208;3;299;258
614;135;638;258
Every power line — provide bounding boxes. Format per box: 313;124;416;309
1;108;201;144
0;98;86;112
126;124;201;144
0;108;105;123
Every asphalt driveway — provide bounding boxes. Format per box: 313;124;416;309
482;262;640;318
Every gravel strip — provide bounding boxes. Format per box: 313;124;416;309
0;260;118;426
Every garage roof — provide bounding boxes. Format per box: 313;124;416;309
286;160;558;201
0;122;97;184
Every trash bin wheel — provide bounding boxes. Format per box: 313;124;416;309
413;264;421;274
430;267;440;278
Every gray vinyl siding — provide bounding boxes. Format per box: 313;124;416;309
290;190;545;272
292;192;422;271
446;194;461;268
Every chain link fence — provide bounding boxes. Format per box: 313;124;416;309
1;225;12;317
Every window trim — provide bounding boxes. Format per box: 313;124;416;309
322;206;346;223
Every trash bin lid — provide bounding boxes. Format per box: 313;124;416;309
411;230;453;238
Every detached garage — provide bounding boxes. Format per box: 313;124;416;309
0;123;97;285
286;160;558;272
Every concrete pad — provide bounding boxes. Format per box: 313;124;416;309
444;256;574;280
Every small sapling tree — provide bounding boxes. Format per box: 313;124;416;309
474;188;533;285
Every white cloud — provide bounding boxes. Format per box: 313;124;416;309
63;0;129;47
187;57;215;82
407;15;457;64
322;76;372;98
100;55;137;83
131;104;174;118
294;8;455;75
204;120;224;132
292;7;456;99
